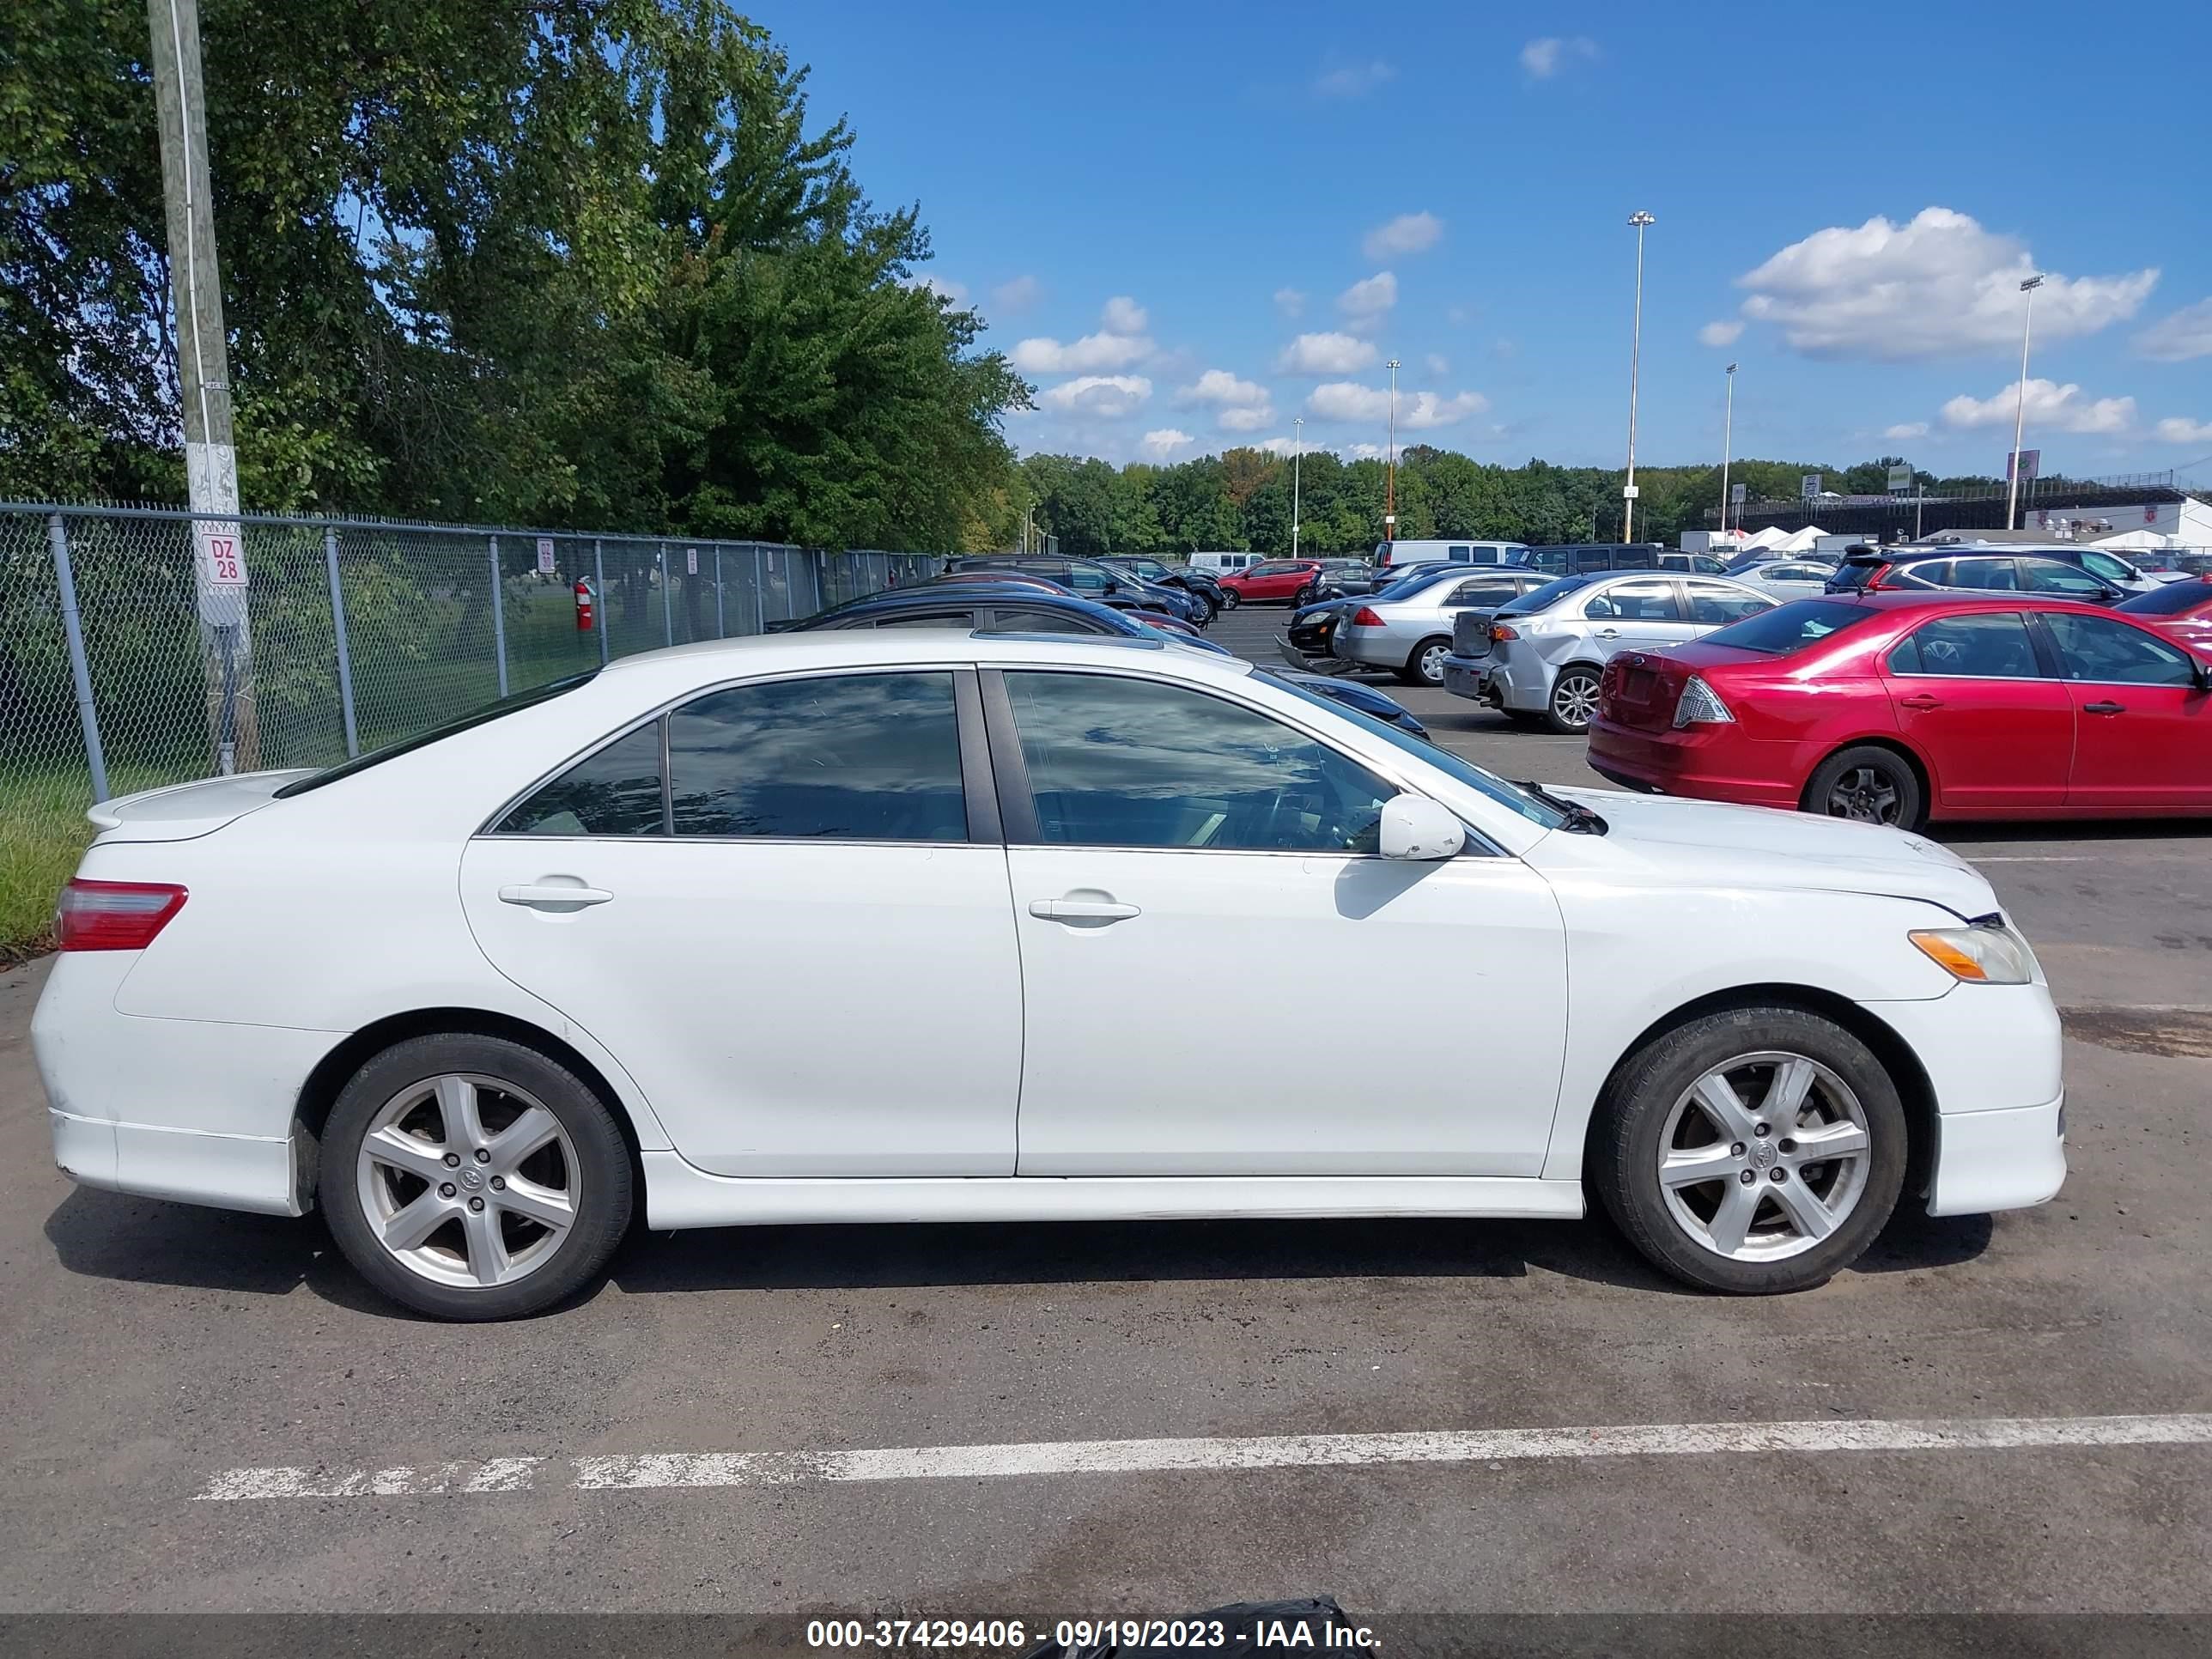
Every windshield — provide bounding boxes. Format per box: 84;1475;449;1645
273;672;600;797
1698;599;1886;654
1255;671;1570;830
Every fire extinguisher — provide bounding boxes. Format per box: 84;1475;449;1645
574;576;594;632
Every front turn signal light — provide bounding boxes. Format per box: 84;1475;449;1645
1909;924;2036;985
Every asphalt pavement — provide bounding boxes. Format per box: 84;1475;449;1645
1;602;2208;1631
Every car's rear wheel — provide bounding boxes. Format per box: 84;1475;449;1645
1188;593;1217;626
320;1034;634;1321
1401;635;1452;686
1803;744;1925;830
1591;1006;1907;1293
1544;665;1602;732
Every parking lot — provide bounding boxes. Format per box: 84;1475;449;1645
1;602;2209;1628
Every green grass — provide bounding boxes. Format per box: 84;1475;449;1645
0;762;176;962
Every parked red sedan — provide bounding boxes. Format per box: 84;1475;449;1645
1217;558;1323;607
1589;593;2212;828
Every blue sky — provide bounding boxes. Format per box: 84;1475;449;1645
754;0;2211;481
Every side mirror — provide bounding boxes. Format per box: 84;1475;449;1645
1379;793;1466;860
2192;657;2212;691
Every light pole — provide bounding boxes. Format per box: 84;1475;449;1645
1624;210;1655;544
1291;417;1304;558
1383;358;1401;546
2006;274;2045;530
1719;361;1737;542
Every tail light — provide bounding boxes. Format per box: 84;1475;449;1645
1351;606;1383;627
55;879;187;951
1672;675;1736;728
1491;623;1520;642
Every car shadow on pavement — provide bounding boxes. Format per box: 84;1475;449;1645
1931;818;2212;846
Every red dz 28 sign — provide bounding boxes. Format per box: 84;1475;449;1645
195;522;249;588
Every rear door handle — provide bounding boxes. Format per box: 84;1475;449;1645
1597;628;1620;638
1899;693;1944;710
499;884;614;908
1029;898;1140;922
2083;700;2126;715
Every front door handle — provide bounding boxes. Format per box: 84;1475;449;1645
499;883;614;909
1899;693;1943;710
2083;700;2126;715
1029;898;1140;923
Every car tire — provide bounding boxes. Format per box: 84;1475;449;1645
1591;1006;1908;1294
1218;589;1240;610
1802;744;1926;830
1543;665;1602;732
320;1033;635;1321
1400;635;1452;687
1189;595;1217;626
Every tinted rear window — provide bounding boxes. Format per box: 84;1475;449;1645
1826;559;1886;592
1698;600;1884;656
275;672;599;798
1498;574;1599;616
2118;580;2212;617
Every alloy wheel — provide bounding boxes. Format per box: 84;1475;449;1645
1825;765;1902;823
355;1073;580;1288
1656;1051;1872;1262
1419;642;1450;684
1551;671;1600;729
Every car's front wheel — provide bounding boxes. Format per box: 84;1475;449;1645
1544;665;1602;732
320;1034;634;1320
1591;1006;1907;1294
1217;587;1240;610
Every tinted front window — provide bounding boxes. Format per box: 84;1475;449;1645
2043;614;2197;685
869;611;976;629
1700;600;1884;655
2081;552;2136;582
498;721;665;836
1949;558;2020;592
1890;614;2043;678
2019;560;2112;598
666;673;966;841
1004;672;1393;853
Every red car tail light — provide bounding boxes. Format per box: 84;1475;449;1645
56;879;187;951
1351;606;1384;626
1491;623;1520;641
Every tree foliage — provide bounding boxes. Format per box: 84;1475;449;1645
0;0;1028;550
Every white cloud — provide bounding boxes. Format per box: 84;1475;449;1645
1101;295;1148;335
1218;406;1273;432
1698;319;1745;347
1337;271;1397;336
1364;211;1443;260
2136;299;2212;362
1277;331;1378;374
1883;422;1931;441
1521;36;1596;78
1424;352;1449;377
1316;58;1394;98
1009;295;1155;374
1140;428;1195;459
1273;287;1306;318
991;274;1042;313
2154;416;2212;445
1939;378;2135;435
912;274;968;305
1306;382;1488;428
1342;442;1389;460
1179;368;1274;431
1735;208;2158;362
1039;374;1154;418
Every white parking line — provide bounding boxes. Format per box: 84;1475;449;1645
193;1412;2212;1499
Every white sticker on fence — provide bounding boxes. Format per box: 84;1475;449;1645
686;547;698;574
536;538;556;574
194;521;248;589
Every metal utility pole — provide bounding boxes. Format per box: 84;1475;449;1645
1383;360;1401;546
1624;210;1656;545
2006;274;2045;530
149;0;253;771
1291;418;1304;557
1719;362;1737;542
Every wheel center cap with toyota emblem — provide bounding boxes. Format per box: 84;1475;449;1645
1750;1139;1778;1170
459;1165;484;1191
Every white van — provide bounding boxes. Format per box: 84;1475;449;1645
1378;539;1530;568
1187;551;1263;574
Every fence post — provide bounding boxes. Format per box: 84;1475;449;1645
47;513;112;804
488;534;509;696
592;538;611;665
324;527;359;758
659;542;673;645
714;544;725;638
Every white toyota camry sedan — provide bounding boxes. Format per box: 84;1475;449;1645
33;630;2065;1319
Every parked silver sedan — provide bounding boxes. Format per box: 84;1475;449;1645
1445;572;1775;732
1727;558;1835;604
1332;568;1558;685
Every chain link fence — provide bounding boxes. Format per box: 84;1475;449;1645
0;503;939;954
